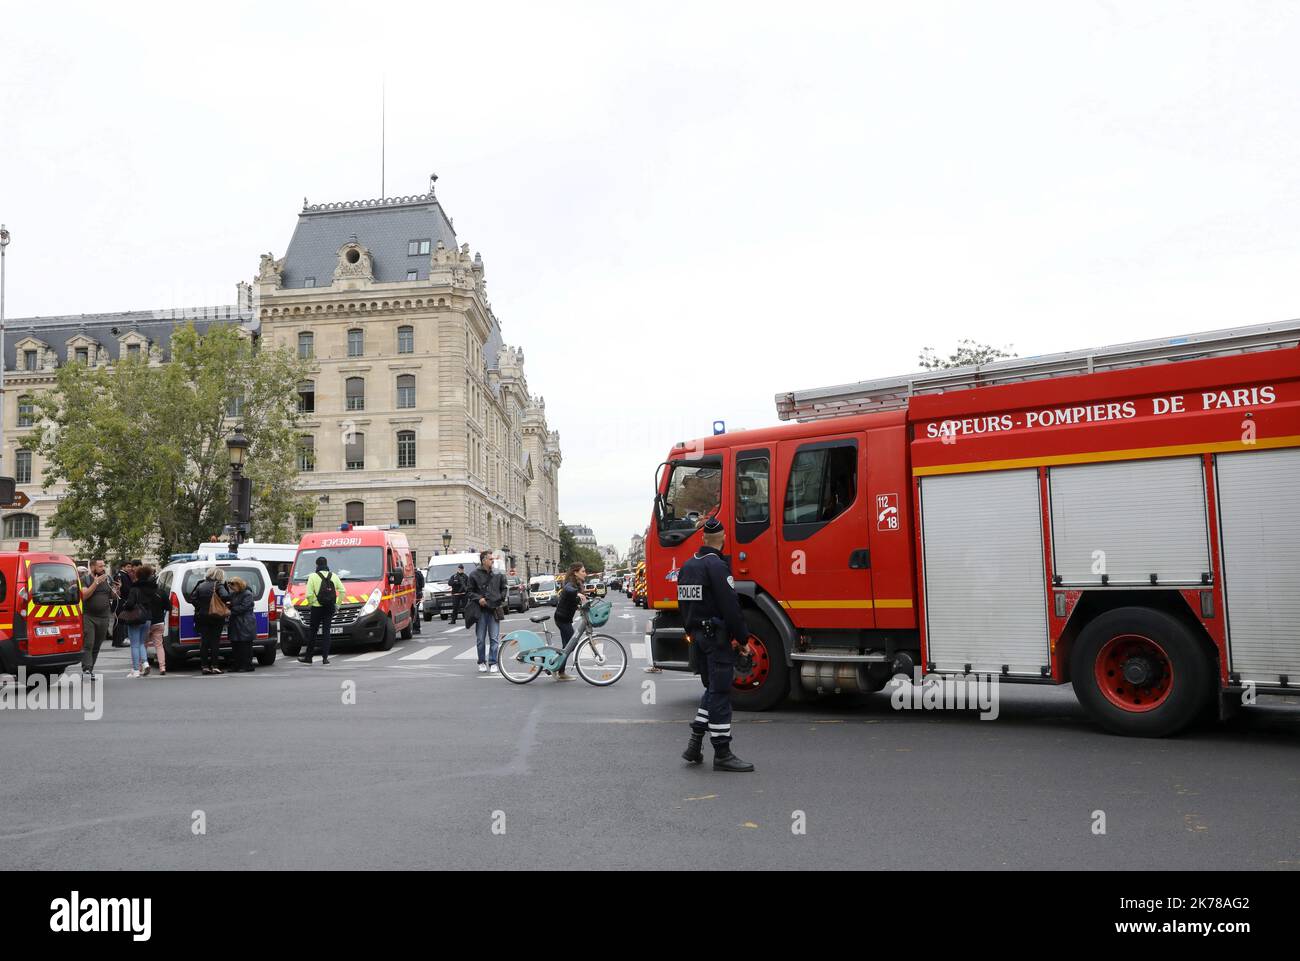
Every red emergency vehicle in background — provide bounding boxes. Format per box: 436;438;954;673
279;525;417;655
0;544;84;679
645;320;1300;736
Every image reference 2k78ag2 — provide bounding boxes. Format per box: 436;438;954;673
645;319;1300;736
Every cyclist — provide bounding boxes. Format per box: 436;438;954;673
553;562;590;680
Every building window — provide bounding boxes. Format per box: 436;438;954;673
298;332;314;359
15;450;32;485
3;514;38;539
397;430;416;468
297;510;315;531
346;501;364;526
347;328;364;357
17;396;34;428
346;432;365;470
126;343;141;359
226;395;244;418
75;347;89;365
408;239;431;256
406;270;418;281
297;435;315;473
297;381;315;413
397;499;417;527
23;350;37;371
345;377;365;411
304;277;316;288
396;374;415;409
397;326;414;354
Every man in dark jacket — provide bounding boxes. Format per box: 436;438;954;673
413;563;425;635
465;551;507;673
448;565;468;624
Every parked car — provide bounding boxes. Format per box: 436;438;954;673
506;575;530;613
158;554;278;667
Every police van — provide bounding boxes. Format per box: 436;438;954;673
157;554;278;668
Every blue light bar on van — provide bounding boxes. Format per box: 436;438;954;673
169;553;200;563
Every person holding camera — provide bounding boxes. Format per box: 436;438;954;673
79;559;115;678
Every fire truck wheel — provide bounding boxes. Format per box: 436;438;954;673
731;609;788;713
377;617;397;651
1070;607;1212;737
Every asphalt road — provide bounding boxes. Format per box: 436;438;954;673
1;592;1296;870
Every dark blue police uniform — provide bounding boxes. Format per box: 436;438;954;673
676;517;754;772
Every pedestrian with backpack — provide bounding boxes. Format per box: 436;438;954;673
300;556;344;665
191;567;233;675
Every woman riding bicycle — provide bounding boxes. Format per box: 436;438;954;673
553;562;590;680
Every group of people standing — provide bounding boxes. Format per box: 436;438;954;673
76;561;260;677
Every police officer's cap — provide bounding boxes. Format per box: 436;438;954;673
701;517;724;535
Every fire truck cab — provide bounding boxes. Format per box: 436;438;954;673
0;545;85;679
646;320;1300;736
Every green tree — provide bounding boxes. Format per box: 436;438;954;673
559;525;579;568
37;322;310;559
918;339;1016;370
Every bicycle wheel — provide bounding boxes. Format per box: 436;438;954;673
573;633;628;686
498;636;543;685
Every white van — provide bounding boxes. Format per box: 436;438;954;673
422;552;483;620
158;554;278;667
197;542;297;605
529;575;558;607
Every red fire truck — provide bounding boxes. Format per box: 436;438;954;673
644;320;1300;736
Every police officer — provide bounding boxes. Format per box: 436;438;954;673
677;517;755;773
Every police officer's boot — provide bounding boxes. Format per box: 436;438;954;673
713;745;755;773
681;731;704;764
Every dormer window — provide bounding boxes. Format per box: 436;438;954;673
75;347;89;365
407;239;431;256
406;270;418;281
304;277;316;288
126;344;141;359
23;350;36;371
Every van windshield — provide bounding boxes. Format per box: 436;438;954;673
30;563;80;606
426;563;463;584
292;548;384;582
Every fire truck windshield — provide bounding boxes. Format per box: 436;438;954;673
659;461;722;532
291;547;384;582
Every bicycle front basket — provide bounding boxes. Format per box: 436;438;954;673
586;599;612;627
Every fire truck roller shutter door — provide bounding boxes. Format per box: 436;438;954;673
1215;447;1300;686
920;469;1049;676
1049;457;1210;586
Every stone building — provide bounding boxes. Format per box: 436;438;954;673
0;181;562;572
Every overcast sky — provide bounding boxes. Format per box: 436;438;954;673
3;1;1298;556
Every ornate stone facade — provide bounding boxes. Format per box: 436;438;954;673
0;187;562;572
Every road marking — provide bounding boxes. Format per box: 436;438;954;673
442;626;463;635
400;645;450;661
630;643;646;659
346;650;396;662
453;646;480;660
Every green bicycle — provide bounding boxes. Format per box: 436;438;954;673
498;604;628;686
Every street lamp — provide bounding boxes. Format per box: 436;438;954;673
442;529;452;553
226;428;249;554
0;225;10;477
